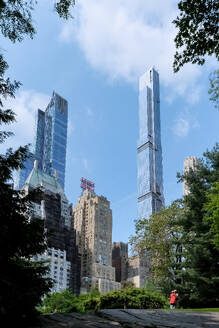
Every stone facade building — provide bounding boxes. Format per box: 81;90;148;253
126;253;151;288
73;189;120;294
23;160;80;295
112;242;128;282
112;243;151;288
183;156;200;196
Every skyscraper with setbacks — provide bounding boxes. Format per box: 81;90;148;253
15;91;68;190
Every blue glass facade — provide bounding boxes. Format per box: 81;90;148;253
15;92;68;190
34;92;68;189
14;152;34;190
137;68;164;220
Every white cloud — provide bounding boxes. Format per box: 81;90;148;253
67;119;75;137
2;90;50;150
82;159;88;170
59;0;205;101
86;106;93;117
172;118;190;137
172;111;200;137
111;191;136;208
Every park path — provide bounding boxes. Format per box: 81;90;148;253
37;309;219;328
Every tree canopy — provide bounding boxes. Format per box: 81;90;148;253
130;201;183;295
0;61;53;325
208;69;219;110
173;0;219;72
0;0;75;325
0;0;75;42
204;182;219;249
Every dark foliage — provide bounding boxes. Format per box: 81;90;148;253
0;41;54;328
0;0;74;43
55;0;75;19
173;0;219;72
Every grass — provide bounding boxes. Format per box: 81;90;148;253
178;308;219;312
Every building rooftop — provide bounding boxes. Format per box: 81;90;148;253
23;160;65;196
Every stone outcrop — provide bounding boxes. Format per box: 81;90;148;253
33;309;219;328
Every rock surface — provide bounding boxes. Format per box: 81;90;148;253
36;309;219;328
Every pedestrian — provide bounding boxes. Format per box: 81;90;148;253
170;290;178;309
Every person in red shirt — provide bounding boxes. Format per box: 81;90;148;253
170;290;178;309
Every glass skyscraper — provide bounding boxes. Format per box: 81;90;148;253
34;91;68;189
14;152;34;190
15;91;68;190
137;67;164;220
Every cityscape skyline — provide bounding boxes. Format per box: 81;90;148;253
3;1;218;245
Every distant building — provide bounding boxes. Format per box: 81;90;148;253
112;242;151;288
126;253;151;288
137;67;164;220
183;156;200;196
112;242;128;282
73;189;120;294
15;91;68;190
23;160;80;295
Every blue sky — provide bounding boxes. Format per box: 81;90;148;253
2;1;218;246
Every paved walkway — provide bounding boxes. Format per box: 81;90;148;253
37;309;219;328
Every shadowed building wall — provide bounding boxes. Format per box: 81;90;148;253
112;242;128;282
23;161;80;294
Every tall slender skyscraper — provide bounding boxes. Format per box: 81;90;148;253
15;91;68;190
137;67;164;220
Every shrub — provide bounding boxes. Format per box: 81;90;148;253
97;288;167;310
39;287;168;314
40;289;78;314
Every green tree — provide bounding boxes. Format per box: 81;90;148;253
209;69;219;110
177;144;219;307
0;67;53;324
41;289;77;314
0;0;75;325
0;0;75;42
121;280;135;289
204;182;219;249
173;0;219;72
130;201;183;294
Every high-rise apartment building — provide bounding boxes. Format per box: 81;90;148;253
183;156;199;196
73;189;120;294
23;160;80;295
15;91;68;190
137;67;164;220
